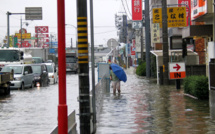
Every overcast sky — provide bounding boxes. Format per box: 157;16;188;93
0;0;134;47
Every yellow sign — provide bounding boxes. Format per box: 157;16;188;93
153;7;187;27
15;33;31;39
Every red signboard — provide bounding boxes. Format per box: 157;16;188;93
17;41;32;48
35;26;49;33
132;0;142;20
178;0;192;26
191;0;207;21
131;39;136;55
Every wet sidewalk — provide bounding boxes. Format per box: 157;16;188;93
96;67;215;134
96;67;154;134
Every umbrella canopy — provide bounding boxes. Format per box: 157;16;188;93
110;63;127;82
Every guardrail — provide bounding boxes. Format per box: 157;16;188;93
51;111;77;134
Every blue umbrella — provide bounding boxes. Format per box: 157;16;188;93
110;63;127;82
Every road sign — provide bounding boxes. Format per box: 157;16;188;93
107;38;118;49
153;7;187;27
25;7;42;20
169;62;186;79
132;21;142;29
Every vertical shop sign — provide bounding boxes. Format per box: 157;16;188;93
151;23;160;43
132;0;142;20
178;0;192;26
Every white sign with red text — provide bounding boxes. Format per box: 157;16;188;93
169;62;186;79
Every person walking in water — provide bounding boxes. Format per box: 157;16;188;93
110;66;120;95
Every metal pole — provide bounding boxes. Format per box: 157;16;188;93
90;0;97;133
7;12;10;47
214;0;215;58
141;29;143;61
21;17;22;48
162;0;169;85
37;28;39;47
77;0;91;133
57;0;68;133
145;0;151;78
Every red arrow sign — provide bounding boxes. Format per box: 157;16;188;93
173;64;181;71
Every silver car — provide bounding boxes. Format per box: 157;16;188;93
1;64;35;90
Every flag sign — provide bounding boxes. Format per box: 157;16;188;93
169;62;186;79
132;0;142;20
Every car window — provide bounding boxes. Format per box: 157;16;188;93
42;65;47;72
24;66;33;74
1;66;23;74
28;66;33;74
32;65;41;74
46;65;54;72
24;66;29;74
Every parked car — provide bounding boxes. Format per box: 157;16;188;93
30;64;49;87
44;63;58;84
1;64;34;90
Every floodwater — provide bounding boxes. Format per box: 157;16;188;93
0;73;79;134
96;69;215;134
0;67;215;134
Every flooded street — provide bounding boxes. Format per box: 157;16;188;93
0;73;79;134
96;69;215;134
0;68;215;134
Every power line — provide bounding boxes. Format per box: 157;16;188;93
124;0;132;17
121;0;131;20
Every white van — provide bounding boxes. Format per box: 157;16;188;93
44;63;58;84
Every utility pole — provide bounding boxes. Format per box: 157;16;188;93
90;0;97;132
141;28;143;61
20;17;22;48
162;0;169;85
77;0;91;133
7;11;11;47
145;0;151;78
57;0;68;133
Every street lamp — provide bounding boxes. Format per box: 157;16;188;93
65;24;77;48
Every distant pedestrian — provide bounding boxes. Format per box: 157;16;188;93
109;66;120;95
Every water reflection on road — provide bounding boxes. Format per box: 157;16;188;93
96;73;215;134
0;73;79;134
1;68;215;134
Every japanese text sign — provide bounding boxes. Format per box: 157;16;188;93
178;0;191;26
151;23;160;43
153;7;187;27
132;0;142;20
191;0;207;21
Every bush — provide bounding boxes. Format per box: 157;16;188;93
136;61;146;76
183;75;209;100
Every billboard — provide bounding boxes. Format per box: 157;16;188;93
35;26;49;33
153;7;187;27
